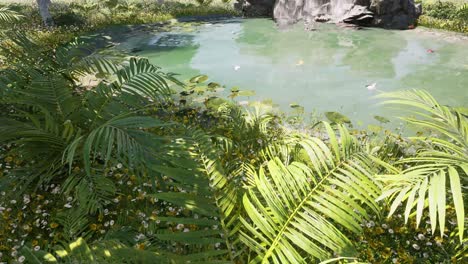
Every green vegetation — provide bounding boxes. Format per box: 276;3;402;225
0;2;467;264
418;0;468;33
0;0;237;52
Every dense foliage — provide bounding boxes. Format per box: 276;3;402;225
418;1;468;33
0;2;467;264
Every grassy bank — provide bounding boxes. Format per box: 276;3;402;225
0;0;238;49
418;0;468;33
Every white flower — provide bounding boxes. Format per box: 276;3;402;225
412;244;420;250
110;220;115;226
10;200;17;204
18;256;25;263
176;224;184;230
183;228;190;233
215;243;221;248
388;229;394;234
34;246;40;251
64;203;72;208
417;233;425;240
116;163;123;169
392;258;398;263
381;224;388;229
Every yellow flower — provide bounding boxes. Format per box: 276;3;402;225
375;227;384;235
32;240;39;246
50;223;59;229
90;224;98;231
136;243;145;250
4;156;13;163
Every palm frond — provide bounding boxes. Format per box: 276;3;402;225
240;123;381;263
376;90;467;242
0;7;23;24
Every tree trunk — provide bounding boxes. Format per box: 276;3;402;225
36;0;54;27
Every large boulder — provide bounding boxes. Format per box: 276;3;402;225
370;0;422;29
235;0;422;29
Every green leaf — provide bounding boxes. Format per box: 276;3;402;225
325;112;351;124
448;167;464;242
190;75;209;84
374;115;390;123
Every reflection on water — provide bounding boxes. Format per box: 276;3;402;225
116;18;468;125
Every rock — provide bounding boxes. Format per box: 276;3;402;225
234;0;275;17
369;0;422;29
342;5;374;25
235;0;422;30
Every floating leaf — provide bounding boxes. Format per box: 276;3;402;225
230;87;240;93
237;90;255;97
289;103;301;108
207;82;221;89
374;115;390;123
325;112;351;124
190;75;209;84
193;86;207;94
180;90;194;96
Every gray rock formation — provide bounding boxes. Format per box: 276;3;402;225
235;0;422;29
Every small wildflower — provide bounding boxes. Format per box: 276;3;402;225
18;256;25;263
34;246;40;251
412;244;420;250
417;234;425;240
388;229;394;234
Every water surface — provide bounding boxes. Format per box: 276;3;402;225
117;19;468;125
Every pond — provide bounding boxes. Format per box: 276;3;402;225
116;18;468;126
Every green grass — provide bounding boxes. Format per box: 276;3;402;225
0;0;238;51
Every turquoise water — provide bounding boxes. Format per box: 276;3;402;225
117;19;468;125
